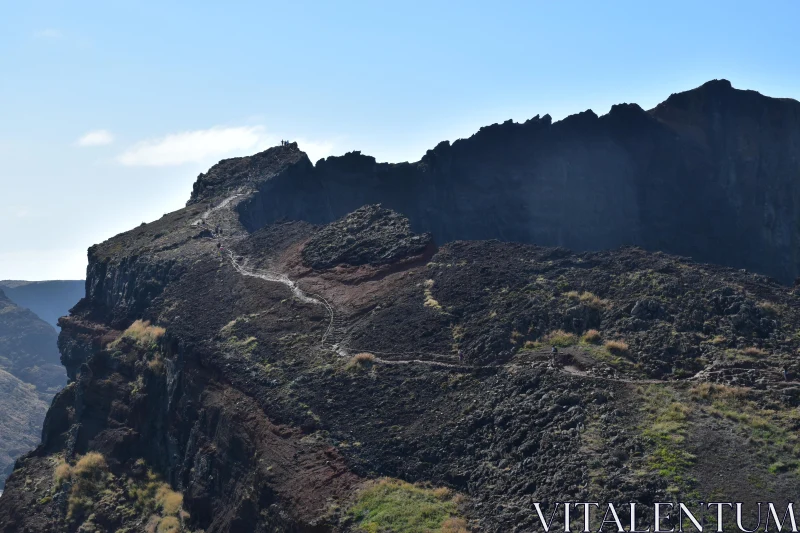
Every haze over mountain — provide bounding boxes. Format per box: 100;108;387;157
2;80;800;531
0;281;84;331
0;289;66;490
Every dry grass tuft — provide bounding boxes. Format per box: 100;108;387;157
157;516;180;533
523;329;578;350
54;459;72;488
66;452;110;520
710;335;727;345
543;329;577;347
743;346;766;357
145;515;160;533
604;340;630;356
441;517;470;532
690;383;749;401
432;487;452;499
564;291;605;309
72;452;107;479
581;329;602;344
424;279;443;310
347;352;376;370
579;291;605;309
156;485;184;515
111;319;166;349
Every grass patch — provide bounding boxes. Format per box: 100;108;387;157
53;454;188;531
423;279;443;310
525;329;578;350
689;383;800;474
639;386;696;491
564;291;606;309
63;452;110;521
348;478;464;533
225;335;259;356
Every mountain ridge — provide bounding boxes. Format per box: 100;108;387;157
2;80;800;531
188;79;800;284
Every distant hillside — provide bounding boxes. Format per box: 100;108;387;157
0;289;66;490
0;280;84;330
0;368;48;489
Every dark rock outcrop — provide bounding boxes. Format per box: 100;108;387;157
301;204;433;269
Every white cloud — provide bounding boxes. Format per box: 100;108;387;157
76;130;114;147
118;125;335;167
119;126;271;166
34;29;62;39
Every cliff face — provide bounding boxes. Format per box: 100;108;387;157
2;80;800;532
190;80;800;283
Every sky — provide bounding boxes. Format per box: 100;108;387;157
1;0;799;280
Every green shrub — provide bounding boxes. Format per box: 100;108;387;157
348;478;464;533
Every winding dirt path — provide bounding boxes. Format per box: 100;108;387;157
191;202;670;384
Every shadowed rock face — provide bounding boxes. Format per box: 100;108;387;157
191;80;800;283
301;205;433;269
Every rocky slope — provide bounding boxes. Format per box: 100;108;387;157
0;290;66;489
2;80;800;532
0;281;85;331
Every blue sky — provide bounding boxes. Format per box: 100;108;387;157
2;0;799;280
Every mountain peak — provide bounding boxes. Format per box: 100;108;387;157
187;142;310;206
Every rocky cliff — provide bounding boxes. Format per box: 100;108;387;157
194;79;800;284
2;80;800;532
